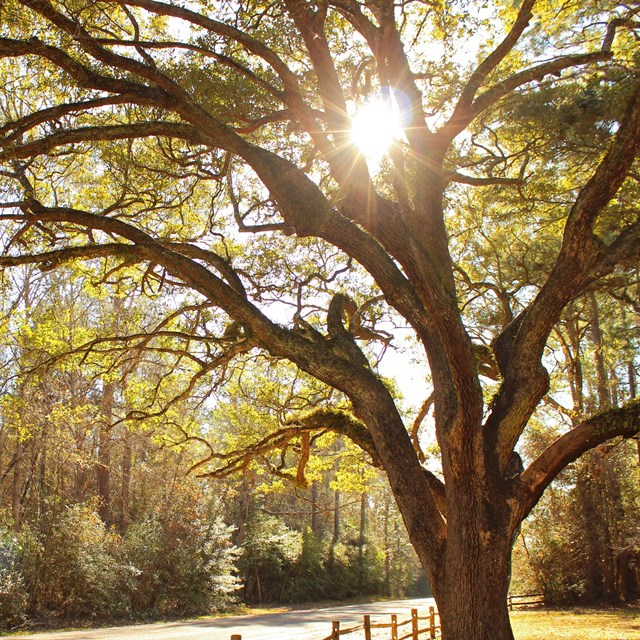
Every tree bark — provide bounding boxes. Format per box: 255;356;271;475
439;526;515;640
11;438;24;531
118;429;132;534
96;380;114;527
358;492;367;591
588;292;611;410
311;481;319;534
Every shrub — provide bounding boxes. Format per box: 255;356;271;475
240;514;302;603
125;506;240;615
0;529;29;629
36;504;130;618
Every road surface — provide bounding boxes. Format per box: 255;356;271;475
12;598;436;640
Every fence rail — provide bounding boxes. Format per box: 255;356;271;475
323;607;440;640
507;593;545;610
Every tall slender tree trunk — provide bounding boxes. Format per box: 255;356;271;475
333;489;340;545
589;292;611;410
236;471;252;546
11;438;24;531
629;362;639;465
565;312;585;416
358;492;367;590
37;420;47;519
118;429;132;534
383;496;391;596
310;481;318;534
576;456;606;601
96;381;114;526
328;489;340;569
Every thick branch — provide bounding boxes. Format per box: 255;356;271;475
0;122;205;161
440;52;611;143
0;96;135;143
190;407;380;479
0;243;133;269
0;36;169;102
515;399;640;524
287;407;381;464
452;0;535;116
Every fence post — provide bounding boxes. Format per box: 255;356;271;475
391;614;398;640
332;620;340;640
411;608;419;640
231;635;242;640
429;606;436;639
364;614;372;640
508;595;513;611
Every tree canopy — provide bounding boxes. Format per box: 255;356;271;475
1;1;640;638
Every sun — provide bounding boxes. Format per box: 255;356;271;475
350;97;404;159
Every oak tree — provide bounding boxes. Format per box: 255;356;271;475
1;1;640;638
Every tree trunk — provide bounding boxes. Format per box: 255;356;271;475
96;381;114;526
438;528;515;640
37;420;47;519
358;492;367;590
565;312;584;417
383;496;391;597
575;456;606;601
333;489;340;544
589;292;611;410
328;489;340;569
118;429;132;534
235;470;252;546
11;438;24;531
310;481;319;534
628;362;639;465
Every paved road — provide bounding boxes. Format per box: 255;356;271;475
13;598;436;640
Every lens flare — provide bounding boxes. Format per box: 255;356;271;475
350;97;404;159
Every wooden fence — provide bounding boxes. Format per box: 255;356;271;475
322;607;440;640
507;593;545;610
229;608;440;640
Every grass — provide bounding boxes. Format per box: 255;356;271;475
510;607;640;640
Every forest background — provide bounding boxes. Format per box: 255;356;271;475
0;266;638;628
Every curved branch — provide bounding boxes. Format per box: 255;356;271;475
288;407;380;465
122;0;304;100
0;122;205;161
452;0;535;116
92;38;285;101
411;393;433;463
440;52;611;143
0;36;168;102
446;171;523;187
439;12;636;143
515;399;640;524
284;0;348;127
0;96;136;144
0;243;134;268
190;407;381;479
